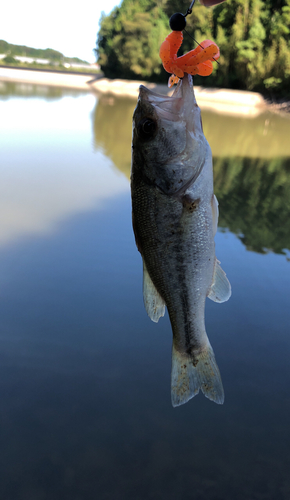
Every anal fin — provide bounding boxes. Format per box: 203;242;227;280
207;258;231;303
143;260;165;323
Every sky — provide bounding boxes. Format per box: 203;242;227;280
0;0;121;62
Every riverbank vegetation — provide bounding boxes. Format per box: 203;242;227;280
96;0;290;97
0;40;100;74
0;40;87;64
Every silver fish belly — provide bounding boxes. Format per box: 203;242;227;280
131;74;231;407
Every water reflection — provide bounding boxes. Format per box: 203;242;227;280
92;95;290;255
215;156;290;254
0;80;87;101
92;96;137;178
0;91;128;246
1;84;290;500
202;111;290;159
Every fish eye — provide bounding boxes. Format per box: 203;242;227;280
137;118;157;140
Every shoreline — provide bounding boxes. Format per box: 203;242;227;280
0;65;276;116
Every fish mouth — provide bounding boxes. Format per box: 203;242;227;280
139;74;197;123
139;86;181;121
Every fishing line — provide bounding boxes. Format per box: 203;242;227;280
185;0;196;17
167;0;220;87
181;0;220;66
183;28;220;65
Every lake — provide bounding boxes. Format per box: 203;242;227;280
0;81;290;500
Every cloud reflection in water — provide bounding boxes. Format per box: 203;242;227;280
0;92;129;247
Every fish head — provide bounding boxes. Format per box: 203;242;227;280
132;74;209;195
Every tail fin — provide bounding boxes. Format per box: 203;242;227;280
171;343;224;407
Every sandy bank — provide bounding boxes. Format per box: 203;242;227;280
91;78;266;116
0;66;266;116
0;66;94;90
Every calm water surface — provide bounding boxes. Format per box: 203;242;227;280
0;81;290;500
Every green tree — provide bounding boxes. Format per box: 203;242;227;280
96;0;169;79
263;0;290;92
96;0;290;96
2;55;18;65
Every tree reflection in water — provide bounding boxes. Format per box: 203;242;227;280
215;156;290;254
0;80;86;101
92;95;135;178
92;94;290;256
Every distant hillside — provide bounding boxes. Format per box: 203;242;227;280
0;39;88;64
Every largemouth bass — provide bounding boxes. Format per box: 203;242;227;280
131;74;231;407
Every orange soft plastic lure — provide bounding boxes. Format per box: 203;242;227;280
159;31;220;87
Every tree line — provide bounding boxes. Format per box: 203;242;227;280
96;0;290;96
0;40;87;64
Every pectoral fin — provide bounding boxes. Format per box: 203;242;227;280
143;260;165;323
207;258;231;303
211;194;219;236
